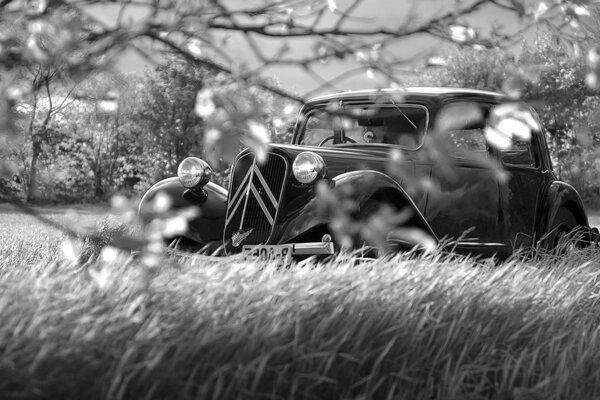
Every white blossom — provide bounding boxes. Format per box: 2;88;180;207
195;89;216;118
484;125;512;150
327;0;337;12
533;2;548;20
162;216;188;238
247;120;270;143
186;38;203;57
496;117;532;141
449;25;476;43
61;239;81;262
100;246;121;263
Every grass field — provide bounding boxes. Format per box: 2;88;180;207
2;205;600;399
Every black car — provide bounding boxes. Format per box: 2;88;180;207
139;87;593;263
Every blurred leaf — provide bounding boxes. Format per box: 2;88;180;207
387;227;437;254
61;238;82;262
97;99;118;114
89;266;111;291
162;215;189;238
573;5;590;16
449;25;476;43
501;75;526;99
244;120;270;164
186;38;203;57
485;125;512;150
496;117;532;141
110;194;130;212
283;104;297;115
426;56;447;67
533;2;548;20
195;88;216;118
152;192;173;214
327;0;337;12
588;47;600;69
435;102;483;131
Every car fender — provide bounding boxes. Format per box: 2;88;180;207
537;181;589;237
138;177;228;244
278;170;438;244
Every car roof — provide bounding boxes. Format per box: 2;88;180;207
305;87;507;105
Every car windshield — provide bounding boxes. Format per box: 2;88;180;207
299;104;428;149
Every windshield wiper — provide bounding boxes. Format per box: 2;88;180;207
389;98;417;129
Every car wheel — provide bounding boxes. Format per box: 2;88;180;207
351;199;389;258
545;208;579;253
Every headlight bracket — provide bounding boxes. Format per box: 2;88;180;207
183;188;208;204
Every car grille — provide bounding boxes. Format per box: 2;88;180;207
223;151;288;251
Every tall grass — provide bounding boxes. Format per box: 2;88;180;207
3;217;600;400
3;206;600;399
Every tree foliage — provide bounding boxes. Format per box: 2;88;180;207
138;58;206;177
3;0;589;180
1;53;297;202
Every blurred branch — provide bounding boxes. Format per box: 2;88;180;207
145;30;305;103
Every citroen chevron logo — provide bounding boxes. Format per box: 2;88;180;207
225;156;279;229
232;229;254;247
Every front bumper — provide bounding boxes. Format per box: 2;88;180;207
291;241;335;256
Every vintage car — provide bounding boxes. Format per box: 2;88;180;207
139;87;594;262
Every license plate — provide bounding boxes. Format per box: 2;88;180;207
243;245;293;268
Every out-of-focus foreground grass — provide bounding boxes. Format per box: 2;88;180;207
2;205;600;399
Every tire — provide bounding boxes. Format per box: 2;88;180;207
353;200;382;257
165;236;207;253
545;208;579;253
352;199;397;258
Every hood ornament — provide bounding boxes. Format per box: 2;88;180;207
232;228;254;247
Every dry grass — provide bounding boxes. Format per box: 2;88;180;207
1;206;600;399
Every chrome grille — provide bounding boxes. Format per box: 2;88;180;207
224;151;288;251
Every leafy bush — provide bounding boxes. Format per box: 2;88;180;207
558;148;600;209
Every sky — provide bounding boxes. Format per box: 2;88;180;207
88;0;534;97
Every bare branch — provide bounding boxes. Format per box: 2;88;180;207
145;30;305;103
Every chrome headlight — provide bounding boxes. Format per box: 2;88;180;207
292;152;326;184
177;157;212;189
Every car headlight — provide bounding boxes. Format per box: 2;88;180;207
292;152;326;184
177;157;212;189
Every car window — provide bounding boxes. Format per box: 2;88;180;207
301;105;428;149
493;106;539;168
302;110;336;146
501;139;537;167
446;128;488;153
436;101;492;158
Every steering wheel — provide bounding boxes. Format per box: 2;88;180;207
318;135;356;146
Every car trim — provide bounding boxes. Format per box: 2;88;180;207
227;167;253;213
249;184;274;225
224;150;289;244
292;241;335;255
305;87;507;104
226;154;281;228
455;242;507;247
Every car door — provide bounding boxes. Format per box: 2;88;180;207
425;101;507;251
497;109;550;248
